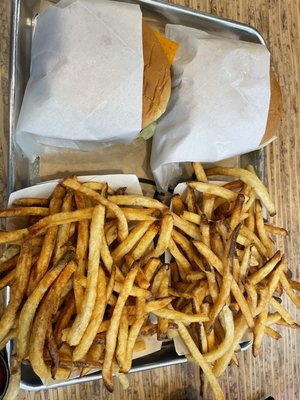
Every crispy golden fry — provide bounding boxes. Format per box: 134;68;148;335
0;241;32;343
239;244;253;282
171;212;201;240
108;194;167;210
206;225;240;333
0;268;16;289
0;228;29;244
157;268;169;340
29;260;76;380
3;356;21;400
143;258;161;282
113;281;151;298
171;194;186;216
186;271;206;282
229;194;245;231
249;251;281;285
53;191;73;265
189;181;237;202
186;186;197;213
54;295;76;344
116;308;129;369
265;326;282;340
182;210;201;225
16;250;75;360
192;162;208;182
102;263;138;392
204;306;234;362
0;206;49;217
0;328;17;351
150;213;173;258
213;314;248;377
13;197;49;207
168;238;193;280
62;178;128;241
152;308;209;323
74;266;107;360
130;222;159;260
112;221;154;263
205;166;276;216
122;298;146;372
46;325;59;379
255;199;274;256
264;224;288;236
289;279;300;292
67;205;105;346
177;320;224;400
279;272;300;308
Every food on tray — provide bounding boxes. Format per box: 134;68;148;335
0;164;298;400
142;21;175;129
260;70;282;145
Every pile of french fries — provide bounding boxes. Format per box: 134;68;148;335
0;163;299;400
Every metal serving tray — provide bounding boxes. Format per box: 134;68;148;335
8;0;266;391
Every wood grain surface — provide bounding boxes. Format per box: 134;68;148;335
0;0;299;399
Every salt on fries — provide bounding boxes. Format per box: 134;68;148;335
0;164;298;400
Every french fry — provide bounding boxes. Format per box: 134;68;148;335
73;266;107;360
152;308;209;323
279;272;300;308
112;221;154;263
189;181;237;202
205;166;276;216
130;222;159;260
192;162;208;182
171;194;186;216
3;356;21;400
29;260;76;379
150;213;173;258
0;168;296;400
249;251;282;285
168;238;193;280
102;263;138;392
264;224;288;236
176;320;225;400
116;308;129;369
108;194;167;211
62;178;128;241
73;191;89;313
16;250;75;360
157;268;169;340
255;199;274;256
122;298;146;372
204;306;234;362
0;241;33;343
67;205;105;346
13;197;49;207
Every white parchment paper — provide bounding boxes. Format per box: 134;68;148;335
151;25;271;192
16;0;143;157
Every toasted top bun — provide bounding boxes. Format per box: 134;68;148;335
142;21;171;129
260;70;282;145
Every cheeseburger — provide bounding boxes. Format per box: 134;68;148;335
142;20;178;129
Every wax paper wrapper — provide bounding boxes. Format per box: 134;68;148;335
151;25;271;192
15;0;143;158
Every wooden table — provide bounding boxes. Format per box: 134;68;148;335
0;0;299;399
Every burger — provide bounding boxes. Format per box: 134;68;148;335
141;20;178;132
